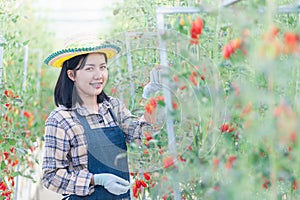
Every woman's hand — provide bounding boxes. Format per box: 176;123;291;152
142;66;162;99
93;173;130;195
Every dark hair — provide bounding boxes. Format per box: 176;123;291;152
54;53;109;108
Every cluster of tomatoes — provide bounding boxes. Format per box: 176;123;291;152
0;147;18;199
2;89;34;128
260;26;300;57
220;123;235;133
222;38;243;59
190;17;204;45
131;172;152;198
0;180;12;199
1;89;36;199
145;95;167;114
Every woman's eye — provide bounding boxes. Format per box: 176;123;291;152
100;66;107;70
85;67;94;71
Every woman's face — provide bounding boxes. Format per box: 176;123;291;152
71;53;108;100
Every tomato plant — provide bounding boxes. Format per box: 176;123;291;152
1;0;300;199
0;0;56;199
110;0;300;199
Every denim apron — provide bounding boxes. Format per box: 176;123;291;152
65;108;130;200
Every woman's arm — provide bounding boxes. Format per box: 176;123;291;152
110;97;152;142
42;116;93;196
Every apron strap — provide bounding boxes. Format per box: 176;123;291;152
61;194;70;200
108;107;118;124
104;100;119;125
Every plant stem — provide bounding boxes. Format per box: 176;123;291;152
294;59;299;104
210;0;223;153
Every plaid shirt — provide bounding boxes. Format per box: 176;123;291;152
42;97;147;196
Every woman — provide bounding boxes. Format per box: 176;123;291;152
42;37;154;199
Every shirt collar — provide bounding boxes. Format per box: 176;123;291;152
58;100;111;116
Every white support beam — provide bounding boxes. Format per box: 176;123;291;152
125;31;157;109
156;8;181;200
31;49;43;104
156;6;203;14
125;32;136;109
222;0;242;7
22;45;29;93
115;55;124;102
15;44;29;200
156;1;243;15
0;46;4;85
277;1;300;13
0;35;6;85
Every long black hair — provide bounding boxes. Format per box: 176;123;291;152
54;53;109;108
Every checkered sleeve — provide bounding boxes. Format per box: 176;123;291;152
42;111;93;196
110;97;148;142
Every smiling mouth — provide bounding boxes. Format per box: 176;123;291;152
90;82;103;88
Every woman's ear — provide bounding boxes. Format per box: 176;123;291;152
67;70;75;81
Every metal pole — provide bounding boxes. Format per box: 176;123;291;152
22;45;29;92
156;7;202;14
222;0;242;7
125;32;135;109
35;50;42;105
156;6;215;200
33;49;43;123
156;9;181;200
277;1;300;13
124;32;158;109
116;55;123;102
15;44;29;200
155;1;243;15
0;46;3;86
0;34;6;85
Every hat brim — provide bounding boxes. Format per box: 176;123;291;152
44;44;121;68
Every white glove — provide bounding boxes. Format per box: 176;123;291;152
142;67;162;99
93;173;130;195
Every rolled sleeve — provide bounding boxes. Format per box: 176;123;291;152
110;97;149;142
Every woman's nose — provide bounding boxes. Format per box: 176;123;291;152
94;68;104;79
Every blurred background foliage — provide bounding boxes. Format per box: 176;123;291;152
1;0;300;199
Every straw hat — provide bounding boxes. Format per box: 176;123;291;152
44;35;121;68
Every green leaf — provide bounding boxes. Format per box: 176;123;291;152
113;8;119;16
23;40;30;46
1;161;6;170
157;100;165;106
10;171;21;177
